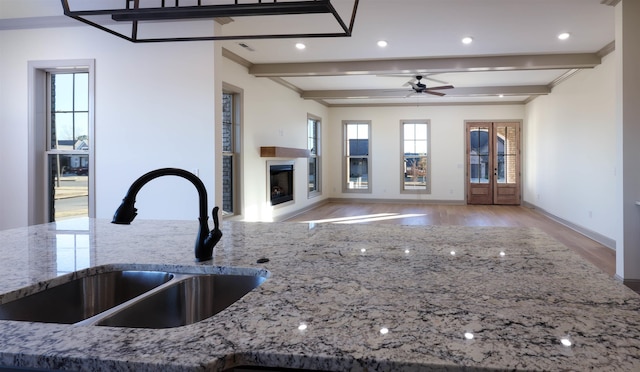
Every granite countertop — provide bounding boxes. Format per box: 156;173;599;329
0;218;639;371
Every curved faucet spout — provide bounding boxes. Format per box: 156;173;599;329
112;168;221;262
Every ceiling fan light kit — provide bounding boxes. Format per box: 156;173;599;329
61;0;359;43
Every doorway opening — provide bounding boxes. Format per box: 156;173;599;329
466;121;521;205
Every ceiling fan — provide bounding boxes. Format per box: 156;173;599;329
405;75;454;96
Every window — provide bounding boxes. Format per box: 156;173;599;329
28;60;95;225
222;85;242;216
47;71;91;222
307;115;321;197
402;120;430;193
343;121;371;192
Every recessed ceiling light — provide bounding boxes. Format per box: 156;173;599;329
295;42;306;50
462;36;473;44
377;40;388;48
558;32;570;40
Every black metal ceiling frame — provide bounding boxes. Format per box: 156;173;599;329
60;0;359;43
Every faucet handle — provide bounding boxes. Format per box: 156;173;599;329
209;206;223;244
212;206;220;230
195;207;222;262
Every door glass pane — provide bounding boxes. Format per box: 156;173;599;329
469;128;490;184
496;126;517;184
49;154;89;221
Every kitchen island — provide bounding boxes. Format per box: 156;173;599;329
0;218;639;371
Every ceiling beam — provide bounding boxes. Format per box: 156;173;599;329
250;53;601;77
301;85;551;99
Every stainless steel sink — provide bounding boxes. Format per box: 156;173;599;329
0;267;268;328
0;270;173;324
96;274;267;328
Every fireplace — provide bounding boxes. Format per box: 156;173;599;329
268;161;294;206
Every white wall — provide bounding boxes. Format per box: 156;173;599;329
524;53;617;243
327;105;525;201
0;25;217;229
221;58;330;221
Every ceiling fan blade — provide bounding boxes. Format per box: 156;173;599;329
423;76;450;85
425;91;446;96
405;78;419;87
378;73;451;85
427;85;454;90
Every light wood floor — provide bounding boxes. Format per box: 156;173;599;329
285;202;616;277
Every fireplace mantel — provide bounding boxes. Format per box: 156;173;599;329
260;146;310;158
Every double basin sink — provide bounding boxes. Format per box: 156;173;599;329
0;266;268;329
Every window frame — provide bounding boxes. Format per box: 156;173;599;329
307;114;322;198
400;119;431;194
342;120;372;193
28;59;95;225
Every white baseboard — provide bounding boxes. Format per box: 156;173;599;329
327;197;466;205
522;201;616;250
274;198;331;222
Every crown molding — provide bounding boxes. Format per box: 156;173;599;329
601;0;621;6
548;69;580;89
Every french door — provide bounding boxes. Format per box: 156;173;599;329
466;121;521;205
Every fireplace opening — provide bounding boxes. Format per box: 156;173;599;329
269;163;294;206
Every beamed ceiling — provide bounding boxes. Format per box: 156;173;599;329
0;0;616;106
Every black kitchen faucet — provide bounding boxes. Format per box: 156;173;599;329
112;168;222;262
